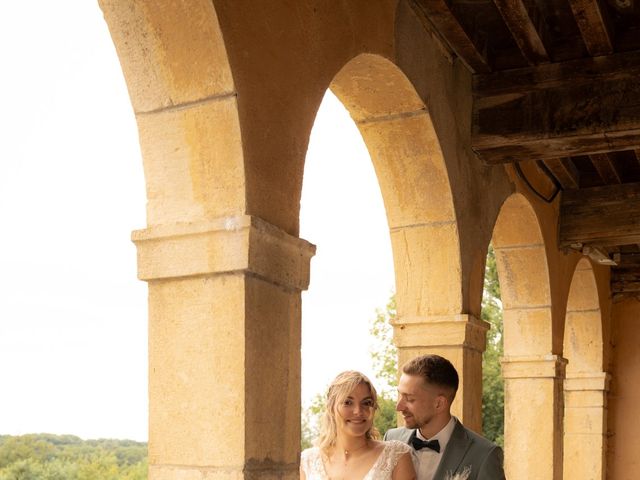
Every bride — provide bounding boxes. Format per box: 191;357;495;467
300;371;416;480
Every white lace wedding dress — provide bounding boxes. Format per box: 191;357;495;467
300;440;412;480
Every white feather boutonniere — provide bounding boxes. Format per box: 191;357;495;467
444;466;472;480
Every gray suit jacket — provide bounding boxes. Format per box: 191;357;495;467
384;419;505;480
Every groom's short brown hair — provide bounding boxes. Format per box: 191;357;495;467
402;354;459;399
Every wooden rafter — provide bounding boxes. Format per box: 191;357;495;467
560;182;640;247
612;269;640;293
407;0;457;64
411;0;491;73
607;0;638;14
472;51;640;164
615;253;640;267
493;0;549;65
542;158;580;189
567;0;614;56
590;153;622;184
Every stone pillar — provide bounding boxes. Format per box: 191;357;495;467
132;215;315;480
393;314;489;432
502;355;567;480
563;373;610;480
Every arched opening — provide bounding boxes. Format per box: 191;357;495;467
563;258;608;480
0;0;146;443
300;89;396;443
492;193;563;480
300;53;485;434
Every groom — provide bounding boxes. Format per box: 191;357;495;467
384;354;505;480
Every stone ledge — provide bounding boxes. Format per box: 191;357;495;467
501;354;567;379
132;215;316;290
148;460;299;480
564;372;611;392
392;314;489;352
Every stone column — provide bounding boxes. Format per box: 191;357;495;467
502;355;567;480
393;314;489;432
133;215;315;480
563;373;610;480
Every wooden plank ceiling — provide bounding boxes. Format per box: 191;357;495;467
409;0;640;299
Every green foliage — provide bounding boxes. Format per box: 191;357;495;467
0;435;147;480
481;245;504;447
374;396;397;437
301;392;326;449
369;296;398;393
368;295;399;437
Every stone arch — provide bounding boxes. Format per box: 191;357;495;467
564;259;604;374
100;3;264;478
326;54;484;426
329;53;461;319
492;193;553;356
492;193;564;480
563;258;608;480
100;0;245;225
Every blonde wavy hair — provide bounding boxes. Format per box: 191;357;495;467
317;371;380;451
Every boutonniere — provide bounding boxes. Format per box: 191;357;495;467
445;466;471;480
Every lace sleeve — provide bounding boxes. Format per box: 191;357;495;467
369;441;412;479
300;447;326;479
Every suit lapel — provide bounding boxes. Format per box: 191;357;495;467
433;420;472;480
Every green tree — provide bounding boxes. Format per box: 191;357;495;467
0;434;147;480
481;245;504;446
369;296;398;393
368;295;399;437
0;458;42;480
301;392;325;449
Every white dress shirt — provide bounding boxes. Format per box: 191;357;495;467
414;416;457;480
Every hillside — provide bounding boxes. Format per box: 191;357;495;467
0;434;147;480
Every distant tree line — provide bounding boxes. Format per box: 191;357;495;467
0;434;147;480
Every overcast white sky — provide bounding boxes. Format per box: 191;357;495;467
0;1;394;441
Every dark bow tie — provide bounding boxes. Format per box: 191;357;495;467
410;431;440;452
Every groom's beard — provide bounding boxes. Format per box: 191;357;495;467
401;410;435;430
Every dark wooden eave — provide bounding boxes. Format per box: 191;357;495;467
471;51;640;165
411;0;640;298
493;0;550;65
409;0;491;73
567;0;614;56
559;182;640;248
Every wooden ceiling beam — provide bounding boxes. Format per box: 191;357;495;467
612;268;640;293
590;153;622;184
493;0;549;65
615;253;640;268
407;0;457;64
411;0;491;73
559;182;640;248
542;158;580;189
611;280;640;293
567;0;614;56
472;51;640;164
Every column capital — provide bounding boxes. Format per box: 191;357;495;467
501;354;568;379
392;314;490;353
132;215;316;290
564;372;611;392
